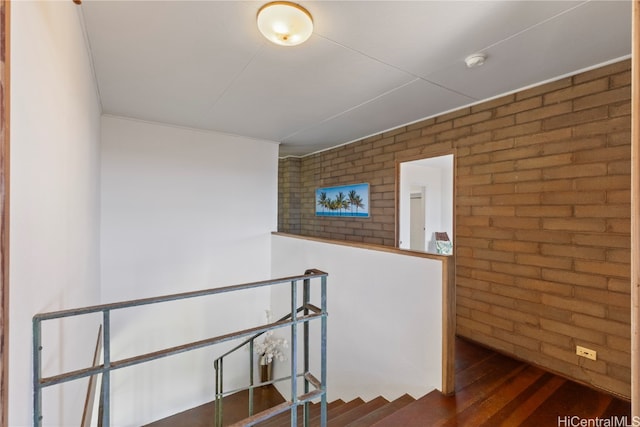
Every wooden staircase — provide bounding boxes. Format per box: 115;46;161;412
146;337;632;427
145;385;426;427
253;393;419;427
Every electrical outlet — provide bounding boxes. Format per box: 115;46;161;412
576;345;597;361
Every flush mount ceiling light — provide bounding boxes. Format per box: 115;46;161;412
465;53;487;68
257;1;313;46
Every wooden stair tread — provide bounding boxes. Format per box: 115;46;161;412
370;389;453;427
327;399;346;411
228;401;292;427
344;394;415;427
255;401;319;427
325;396;388;426
291;398;363;427
324;398;364;420
144;386;285;427
257;397;358;427
256;398;347;427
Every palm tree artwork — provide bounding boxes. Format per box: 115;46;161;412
348;190;358;214
353;194;364;214
335;192;346;216
318;191;328;214
315;183;369;217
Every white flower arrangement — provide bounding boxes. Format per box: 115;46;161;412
255;310;288;365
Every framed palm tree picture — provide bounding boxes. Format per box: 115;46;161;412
315;183;369;217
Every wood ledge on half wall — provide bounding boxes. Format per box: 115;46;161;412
272;232;453;262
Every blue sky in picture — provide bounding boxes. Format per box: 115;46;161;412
315;183;369;217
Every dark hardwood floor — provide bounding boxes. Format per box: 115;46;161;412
371;337;632;427
145;386;286;427
145;337;632;426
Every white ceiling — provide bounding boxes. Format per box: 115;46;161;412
80;1;631;157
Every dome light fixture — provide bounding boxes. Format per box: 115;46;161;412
257;1;314;47
465;53;487;68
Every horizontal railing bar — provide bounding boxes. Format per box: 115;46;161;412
214;301;325;364
214;307;305;362
215;371;316;398
34;270;328;321
40;365;106;388
217;373;299;397
298;389;324;403
304;303;321;314
304;372;321;390
228;389;325;427
40;314;323;388
229;401;293;427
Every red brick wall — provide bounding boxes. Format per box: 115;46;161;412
278;157;301;234
278;59;632;397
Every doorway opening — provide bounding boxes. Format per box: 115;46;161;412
398;153;454;254
409;188;426;251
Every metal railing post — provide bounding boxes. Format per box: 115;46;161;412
320;275;328;427
216;358;224;427
102;310;111;427
33;319;42;427
290;280;298;427
303;274;311;426
214;359;220;427
249;340;254;417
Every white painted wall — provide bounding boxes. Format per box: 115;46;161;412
399;156;454;253
271;234;443;402
10;2;102;426
100;116;279;425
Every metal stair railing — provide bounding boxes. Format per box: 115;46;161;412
32;269;328;427
213;269;327;427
